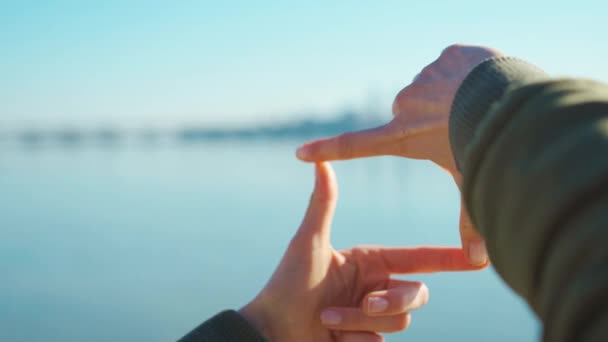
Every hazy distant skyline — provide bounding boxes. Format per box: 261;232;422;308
1;1;606;127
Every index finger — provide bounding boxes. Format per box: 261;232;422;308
295;124;392;162
371;246;487;274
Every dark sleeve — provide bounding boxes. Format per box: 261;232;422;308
178;310;268;342
450;57;608;342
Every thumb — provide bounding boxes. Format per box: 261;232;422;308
459;200;489;267
291;162;338;249
452;173;489;267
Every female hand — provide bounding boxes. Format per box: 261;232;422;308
294;44;503;266
239;162;484;341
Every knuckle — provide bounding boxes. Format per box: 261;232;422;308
391;96;400;116
395;86;411;102
392;86;414;114
418;64;438;79
442;43;464;56
350;247;372;261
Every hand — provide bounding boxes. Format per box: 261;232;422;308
294;44;503;266
240;162;484;342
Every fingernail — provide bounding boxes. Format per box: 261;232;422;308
367;297;389;313
417;284;430;305
296;145;310;160
468;240;488;266
320;310;342;325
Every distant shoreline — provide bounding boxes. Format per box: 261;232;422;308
1;113;383;146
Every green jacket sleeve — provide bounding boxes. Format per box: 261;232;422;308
178;310;268;342
450;57;608;342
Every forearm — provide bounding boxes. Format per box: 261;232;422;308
451;58;608;341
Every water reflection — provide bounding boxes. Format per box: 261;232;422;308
0;143;538;342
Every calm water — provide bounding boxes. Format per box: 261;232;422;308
0;142;539;341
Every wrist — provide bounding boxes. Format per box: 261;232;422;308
239;299;278;342
449;57;546;171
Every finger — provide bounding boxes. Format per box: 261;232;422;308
295;124;393;162
452;173;489;266
368;246;486;274
291;162;338;248
459;200;489;267
362;280;429;316
320;307;411;333
335;331;384;342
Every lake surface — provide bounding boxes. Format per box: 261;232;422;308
0;141;539;341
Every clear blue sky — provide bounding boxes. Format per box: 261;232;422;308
1;0;606;127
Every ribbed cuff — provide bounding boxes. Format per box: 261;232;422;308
177;310;268;342
449;56;547;170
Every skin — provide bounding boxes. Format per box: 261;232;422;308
295;44;504;266
240;162;484;342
